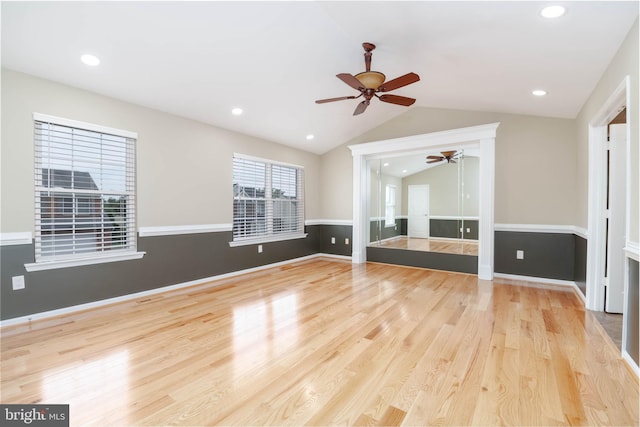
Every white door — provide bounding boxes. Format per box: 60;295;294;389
605;123;627;313
408;185;429;238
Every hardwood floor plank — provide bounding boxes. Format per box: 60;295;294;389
1;259;637;426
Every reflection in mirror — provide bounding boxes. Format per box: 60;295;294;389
368;149;479;255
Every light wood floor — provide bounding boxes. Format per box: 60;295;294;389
373;236;479;256
1;259;638;426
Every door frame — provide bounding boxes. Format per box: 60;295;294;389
349;122;499;280
586;75;630;311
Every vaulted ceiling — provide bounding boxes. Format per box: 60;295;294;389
2;1;638;154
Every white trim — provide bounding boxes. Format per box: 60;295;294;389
622;351;640;377
228;232;308;247
477;135;496;280
349;123;499;279
586;75;630;312
624;241;639;261
24;251;145;272
430;215;480;220
0;232;32;246
33;112;137;139
495;224;588;237
494;273;584;301
304;219;353;226
349;122;500;157
233;152;304;170
138;224;232;237
1;253;350;328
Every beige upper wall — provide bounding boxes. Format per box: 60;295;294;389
575;19;639;242
321;107;577;225
0;69;321;233
401;156;480;218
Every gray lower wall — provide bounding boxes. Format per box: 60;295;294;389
574;236;587;296
369;219;402;243
494;231;576;281
430;219;479;240
0;225;591;321
0;225;345;321
367;246;478;274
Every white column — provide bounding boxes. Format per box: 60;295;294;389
478;137;495;280
351;154;368;264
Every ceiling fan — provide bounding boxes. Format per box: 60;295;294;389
315;42;420;116
426;150;462;164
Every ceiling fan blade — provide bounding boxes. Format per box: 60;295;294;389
441;150;457;158
353;100;369;115
377;72;420;92
337;73;365;91
427;159;443;164
315;96;358;104
426;155;444;160
449;160;457;164
379;94;416;106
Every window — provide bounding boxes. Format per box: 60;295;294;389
232;154;305;244
33;114;138;264
385;184;396;227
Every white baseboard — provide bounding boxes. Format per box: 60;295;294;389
0;253;351;328
493;272;584;301
622;351;640;377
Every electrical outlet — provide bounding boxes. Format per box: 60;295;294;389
331;237;336;244
466;228;471;233
258;245;263;253
345;238;349;245
12;275;25;290
516;250;524;260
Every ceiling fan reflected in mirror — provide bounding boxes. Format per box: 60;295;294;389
315;42;420;116
426;150;463;164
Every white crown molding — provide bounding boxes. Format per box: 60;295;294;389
138;224;232;237
1;253;350;328
304;219;353;226
0;232;32;246
495;224;588;238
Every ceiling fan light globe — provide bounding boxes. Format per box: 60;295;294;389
355;71;385;89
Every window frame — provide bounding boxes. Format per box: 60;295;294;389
384;184;396;228
25;113;144;272
229;153;306;247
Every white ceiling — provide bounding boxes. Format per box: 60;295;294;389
2;1;638;155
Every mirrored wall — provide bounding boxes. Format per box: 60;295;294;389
368;148;480;256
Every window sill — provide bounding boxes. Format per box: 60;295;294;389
228;233;308;247
24;251;146;272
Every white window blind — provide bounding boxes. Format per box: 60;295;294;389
34;116;137;262
233;155;304;242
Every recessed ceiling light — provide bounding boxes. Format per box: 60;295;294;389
306;134;314;140
231;107;243;115
540;5;565;19
402;169;408;174
383;162;389;167
532;89;547;96
80;54;100;66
